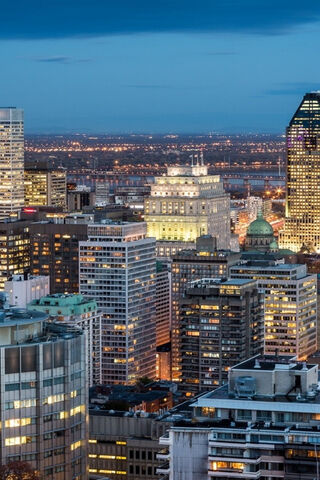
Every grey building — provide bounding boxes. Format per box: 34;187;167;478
0;297;88;479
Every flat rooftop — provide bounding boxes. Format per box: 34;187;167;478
232;355;314;371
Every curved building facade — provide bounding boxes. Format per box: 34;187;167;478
0;300;88;479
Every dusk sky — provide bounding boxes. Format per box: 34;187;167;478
2;1;320;133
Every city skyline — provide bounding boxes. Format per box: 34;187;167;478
2;2;320;133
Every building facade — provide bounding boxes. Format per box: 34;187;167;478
171;236;240;381
280;92;320;252
230;260;317;359
79;222;157;384
179;278;264;395
0;218;31;290
0;300;88;479
29;220;89;294
159;355;320;480
5;274;50;308
29;293;102;385
89;411;170;480
0;108;24;218
144;163;230;257
24;168;67;209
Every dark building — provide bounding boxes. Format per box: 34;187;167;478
171;235;240;382
67;188;95;211
29;220;88;294
179;278;264;395
0;218;31;289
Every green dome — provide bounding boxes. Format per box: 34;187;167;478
247;212;274;236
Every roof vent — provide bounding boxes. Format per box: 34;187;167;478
254;359;261;369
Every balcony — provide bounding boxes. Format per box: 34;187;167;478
156;462;170;475
157;448;170;461
159;432;171;445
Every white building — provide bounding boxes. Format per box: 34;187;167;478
5;274;50;308
79;221;157;384
95;179;110;206
158;355;320;480
144;162;230;257
230;260;317;359
0;108;24;218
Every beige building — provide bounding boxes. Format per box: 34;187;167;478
25;168;67;209
144;162;230;257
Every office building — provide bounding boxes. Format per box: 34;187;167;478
0;218;30;290
0;108;24;218
89;409;171;480
29;219;89;294
95;179;110;206
155;261;171;380
24;167;67;209
144;161;230;257
5;274;50;308
79;222;157;384
230;260;317;359
179;278;264;395
280;92;320;252
171;235;240;381
159;355;320;480
29;293;102;385
67;185;95;211
0;299;88;479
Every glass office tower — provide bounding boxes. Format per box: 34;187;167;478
0;108;24;218
280;92;320;252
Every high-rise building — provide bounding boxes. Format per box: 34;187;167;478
158;354;320;480
0;108;24;218
144;162;230;257
171;235;240;381
29;293;102;385
155;261;171;380
280;92;320;252
5;274;50;308
0;299;88;479
179;278;264;395
79;222;157;384
95;179;110;206
67;185;95;211
29;219;89;294
24;167;67;209
230;260;317;359
0;218;30;290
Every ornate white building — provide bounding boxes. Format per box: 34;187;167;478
144;162;230;257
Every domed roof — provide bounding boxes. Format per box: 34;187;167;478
247;211;274;237
269;239;278;250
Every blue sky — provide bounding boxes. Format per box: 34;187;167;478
1;1;320;133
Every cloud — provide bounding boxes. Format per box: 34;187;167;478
32;56;92;64
2;0;320;40
266;82;320;95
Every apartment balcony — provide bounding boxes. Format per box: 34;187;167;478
156;462;170;475
157;447;170;461
159;432;171;445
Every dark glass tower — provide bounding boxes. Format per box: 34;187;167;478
280;92;320;252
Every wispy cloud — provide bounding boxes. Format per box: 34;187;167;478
2;1;320;40
266;82;320;95
32;56;92;64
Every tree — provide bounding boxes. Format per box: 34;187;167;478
0;461;40;480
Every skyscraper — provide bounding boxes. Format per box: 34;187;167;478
144;161;230;257
280;92;320;252
79;221;157;384
0;108;24;218
179;278;264;395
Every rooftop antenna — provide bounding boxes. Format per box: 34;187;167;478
278;155;281;177
195;153;199;166
200;151;204;166
190;154;194;167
